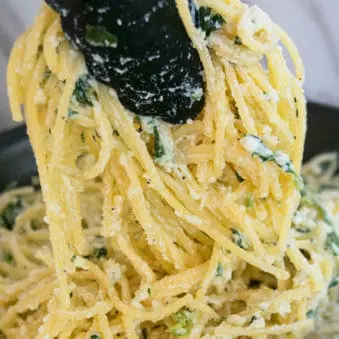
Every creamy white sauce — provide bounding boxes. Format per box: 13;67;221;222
240;135;272;158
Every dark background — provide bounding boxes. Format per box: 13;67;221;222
0;102;338;191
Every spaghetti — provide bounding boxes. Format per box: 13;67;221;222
2;0;338;338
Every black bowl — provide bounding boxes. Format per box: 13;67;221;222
0;125;37;191
0;102;338;191
304;103;339;161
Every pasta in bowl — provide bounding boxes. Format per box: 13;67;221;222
1;0;338;338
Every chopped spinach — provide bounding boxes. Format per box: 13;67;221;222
241;136;275;162
241;135;304;191
0;199;23;230
167;309;194;336
234;36;243;45
71;254;77;262
298;189;339;256
231;229;248;249
216;262;223;276
3;252;14;264
90;334;100;339
300;194;332;226
72;76;95;107
306;310;316;319
43;68;52;80
195;6;225;37
329;278;339;289
86;25;118;48
245;195;254;209
41;67;51;86
147;288;152;296
191;88;203;101
295;226;311;234
68;109;79;118
81;132;85;143
93;247;108;259
153;126;165;159
325;232;339;256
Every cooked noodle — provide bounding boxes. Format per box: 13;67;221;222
2;1;337;338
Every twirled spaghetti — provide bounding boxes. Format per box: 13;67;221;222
2;0;338;338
